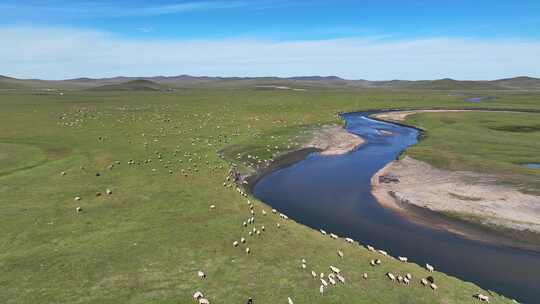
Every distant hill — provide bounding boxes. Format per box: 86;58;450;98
2;74;540;91
87;79;165;91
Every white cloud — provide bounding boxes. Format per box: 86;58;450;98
1;26;540;80
0;1;281;18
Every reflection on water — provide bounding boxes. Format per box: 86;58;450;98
253;112;540;303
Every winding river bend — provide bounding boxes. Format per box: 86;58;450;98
253;112;540;303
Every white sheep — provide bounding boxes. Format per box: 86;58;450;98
474;293;490;302
319;285;324;295
421;278;428;286
197;271;206;279
246;247;250;254
387;272;396;281
336;274;345;283
337;250;344;258
320;278;328;287
76;207;82;212
199;299;210;304
106;189;112;195
363;272;368;279
233;241;239;247
329;266;340;273
366;245;375;252
328;276;336;285
320;229;327;235
405;273;412;280
74;196;81;201
193;291;204;299
430;283;438;291
378;250;388;256
311;270;317;278
288;297;294;304
426;263;434;272
330;233;338;239
345;237;354;244
404;277;410;285
398;256;408;262
240;237;246;243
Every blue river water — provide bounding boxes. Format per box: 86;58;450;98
253;112;540;303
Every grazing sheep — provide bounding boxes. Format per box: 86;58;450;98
261;225;265;231
474;293;490;302
329;266;340;273
248;231;253;236
363;272;368;279
197;271;206;279
367;245;375;252
386;272;396;281
404;278;410;285
328;276;336;285
262;210;267;216
330;233;338;239
336;274;345;283
301;264;306;269
397;275;403;283
378;250;388;256
246;247;250;254
106;189;112;195
426;263;434;272
243;221;247;227
276;223;280;228
345;237;354;244
60;171;66;176
76;207;82;213
301;258;306;264
311;270;317;278
199;299;210;304
320;229;327;235
370;260;375;267
287;297;293;304
320;278;328;287
233;241;239;247
319;285;324;295
421;278;428;286
405;273;412;280
74;196;81;201
210;205;215;210
272;209;277;213
241;237;246;243
430;283;438;291
337;250;344;258
279;213;288;220
193;291;204;300
398;256;408;262
375;259;381;265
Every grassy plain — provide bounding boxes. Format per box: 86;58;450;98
0;88;538;303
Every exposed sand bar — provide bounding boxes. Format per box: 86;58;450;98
372;156;540;234
305;125;364;155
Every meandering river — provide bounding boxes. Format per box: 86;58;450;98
253;111;540;303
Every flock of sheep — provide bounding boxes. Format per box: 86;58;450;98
58;107;494;303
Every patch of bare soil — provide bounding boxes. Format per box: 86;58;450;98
372;156;540;234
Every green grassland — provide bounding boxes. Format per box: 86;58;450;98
405;111;540;194
1;88;539;303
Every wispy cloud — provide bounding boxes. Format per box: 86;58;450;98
1;26;539;80
0;0;281;18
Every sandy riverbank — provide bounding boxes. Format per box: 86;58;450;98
305;124;364;155
372;156;540;236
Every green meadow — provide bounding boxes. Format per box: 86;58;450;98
1;88;539;303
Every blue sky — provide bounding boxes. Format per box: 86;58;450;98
1;0;539;80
